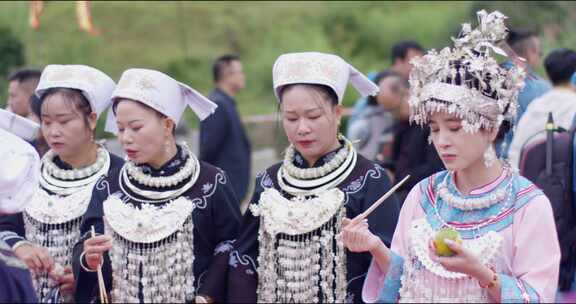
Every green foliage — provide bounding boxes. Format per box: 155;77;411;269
0;25;25;107
468;1;570;30
0;1;573;137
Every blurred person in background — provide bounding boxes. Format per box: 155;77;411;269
347;70;404;172
346;41;424;133
200;54;251;202
498;29;552;158
508;48;576;169
6;68;41;120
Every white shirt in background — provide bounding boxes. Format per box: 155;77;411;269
508;88;576;169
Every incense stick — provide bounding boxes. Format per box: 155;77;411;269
350;175;410;225
91;226;108;304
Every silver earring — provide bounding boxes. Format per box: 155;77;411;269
483;145;496;167
427;134;433;145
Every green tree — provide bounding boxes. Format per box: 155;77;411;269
0;25;25;107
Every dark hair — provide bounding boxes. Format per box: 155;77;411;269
432;59;511;127
278;84;338;107
29;94;41;120
496;120;511;142
544;48;576;85
442;59;499;100
8;68;41;83
367;70;406;105
112;99;176;135
506;28;538;58
391;41;424;63
8;68;41;93
36;88;93;130
212;54;240;83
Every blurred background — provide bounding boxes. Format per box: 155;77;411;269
1;1;575;175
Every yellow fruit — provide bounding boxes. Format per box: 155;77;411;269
434;227;462;257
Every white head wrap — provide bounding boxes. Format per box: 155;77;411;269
0;109;40;142
272;52;379;104
35;64;116;119
0;128;40;214
105;68;217;133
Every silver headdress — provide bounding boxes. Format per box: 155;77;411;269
409;10;526;133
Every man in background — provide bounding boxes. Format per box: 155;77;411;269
200;54;251;202
509;48;576;169
499;29;552;158
6;68;41;121
347;41;424;129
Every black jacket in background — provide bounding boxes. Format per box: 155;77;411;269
200;88;252;202
392;121;444;202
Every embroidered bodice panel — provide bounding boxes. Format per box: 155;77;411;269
26;186;93;224
103;195;194;243
399;219;504;302
251;187;345;236
396;172;544;302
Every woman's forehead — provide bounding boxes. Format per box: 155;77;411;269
41;95;75;115
429;112;462;123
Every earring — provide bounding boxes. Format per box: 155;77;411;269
483;145;496;168
164;140;170;154
427;134;433;145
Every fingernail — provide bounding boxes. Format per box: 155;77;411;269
444;239;454;245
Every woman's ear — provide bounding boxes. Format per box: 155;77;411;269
88;112;98;132
334;105;343;127
486;127;499;143
164;118;175;137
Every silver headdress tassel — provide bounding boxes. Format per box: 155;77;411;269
409;10;526;133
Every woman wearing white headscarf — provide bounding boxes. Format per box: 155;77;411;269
73;69;242;303
227;52;401;303
0;64;124;302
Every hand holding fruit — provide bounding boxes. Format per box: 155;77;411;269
430;228;484;278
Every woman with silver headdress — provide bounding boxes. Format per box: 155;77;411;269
0;64;123;302
227;52;401;303
342;11;560;303
72;69;241;303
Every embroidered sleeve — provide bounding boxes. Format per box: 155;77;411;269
0;231;25;248
500;275;540;303
503;193;560;303
0;214;26;247
362;251;404;303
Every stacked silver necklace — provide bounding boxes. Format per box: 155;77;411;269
256;137;355;303
120;143;200;202
278;136;357;196
437;166;513;211
433;166;515;235
25;146;110;302
105;142;199;302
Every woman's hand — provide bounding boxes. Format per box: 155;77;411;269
83;235;113;271
341;218;382;253
49;264;75;295
13;242;54;274
430;238;484;278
